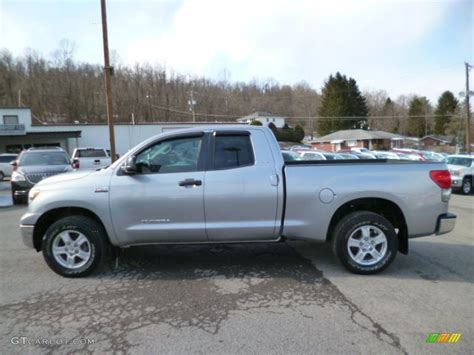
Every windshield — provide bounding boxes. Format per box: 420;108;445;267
446;157;472;167
282;151;303;161
20;151;70;166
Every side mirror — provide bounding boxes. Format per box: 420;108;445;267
72;158;80;169
121;156;137;174
10;160;17;172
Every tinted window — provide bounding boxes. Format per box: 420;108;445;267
214;135;254;169
0;155;17;163
20;152;70;166
135;136;202;174
76;149;107;158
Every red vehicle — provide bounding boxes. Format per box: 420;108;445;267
391;148;426;161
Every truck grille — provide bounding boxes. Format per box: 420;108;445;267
26;172;60;184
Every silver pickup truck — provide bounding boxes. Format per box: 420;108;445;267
20;126;456;277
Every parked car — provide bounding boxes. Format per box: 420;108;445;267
337;153;360;160
11;147;73;204
0;153;18;180
371;151;400;160
420;151;445;162
300;151;326;160
391;151;422;161
71;147;112;170
281;150;303;161
392;148;426;161
337;149;376;159
321;152;344;160
445;155;473;194
20;126;456;277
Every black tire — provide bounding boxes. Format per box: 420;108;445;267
0;171;4;181
461;177;472;195
11;191;24;205
42;216;108;277
331;211;398;275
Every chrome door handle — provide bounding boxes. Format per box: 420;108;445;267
270;174;279;186
179;179;202;187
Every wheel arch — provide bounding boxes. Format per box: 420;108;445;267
326;197;409;254
33;207;109;251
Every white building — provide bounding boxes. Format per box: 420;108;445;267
0;107;242;155
237;112;286;128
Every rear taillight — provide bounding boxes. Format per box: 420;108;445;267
73;161;80;169
430;170;451;189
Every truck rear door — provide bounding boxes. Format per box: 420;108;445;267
204;130;280;241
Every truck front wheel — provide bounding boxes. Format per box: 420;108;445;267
331;211;398;274
462;177;472;195
42;216;108;277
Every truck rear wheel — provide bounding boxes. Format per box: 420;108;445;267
42;216;108;277
331;211;398;274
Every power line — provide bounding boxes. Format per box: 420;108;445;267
148;103;459;121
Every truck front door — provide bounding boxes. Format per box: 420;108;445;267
109;133;208;245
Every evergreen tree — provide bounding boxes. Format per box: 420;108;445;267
407;96;430;137
268;122;279;139
293;124;305;142
318;72;368;135
434;91;458;135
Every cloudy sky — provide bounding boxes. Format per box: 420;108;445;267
1;0;472;102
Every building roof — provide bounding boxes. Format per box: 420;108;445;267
420;135;454;143
26;131;82;138
237;112;284;121
0;106;31;110
310;129;403;143
31;121;245;127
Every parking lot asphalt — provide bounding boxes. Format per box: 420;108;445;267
0;181;472;354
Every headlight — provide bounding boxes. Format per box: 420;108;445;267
452;170;461;177
11;171;26;182
29;188;40;201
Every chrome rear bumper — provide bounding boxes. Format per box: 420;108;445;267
436;213;456;235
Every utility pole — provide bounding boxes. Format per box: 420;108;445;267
465;62;472;154
188;90;196;122
100;0;117;162
18;89;22;107
146;94;152;121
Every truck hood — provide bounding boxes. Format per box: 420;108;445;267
35;169;95;187
18;165;72;175
447;164;466;173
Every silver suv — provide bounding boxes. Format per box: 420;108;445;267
11;147;72;204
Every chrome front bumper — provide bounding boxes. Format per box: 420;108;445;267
20;224;35;248
435;213;457;235
451;177;462;188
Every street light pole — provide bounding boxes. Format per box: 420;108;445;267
189;90;196;122
465;62;472;154
100;0;117;162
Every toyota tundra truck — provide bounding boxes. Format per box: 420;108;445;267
19;126;456;277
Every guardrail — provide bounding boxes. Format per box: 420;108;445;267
0;124;26;135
